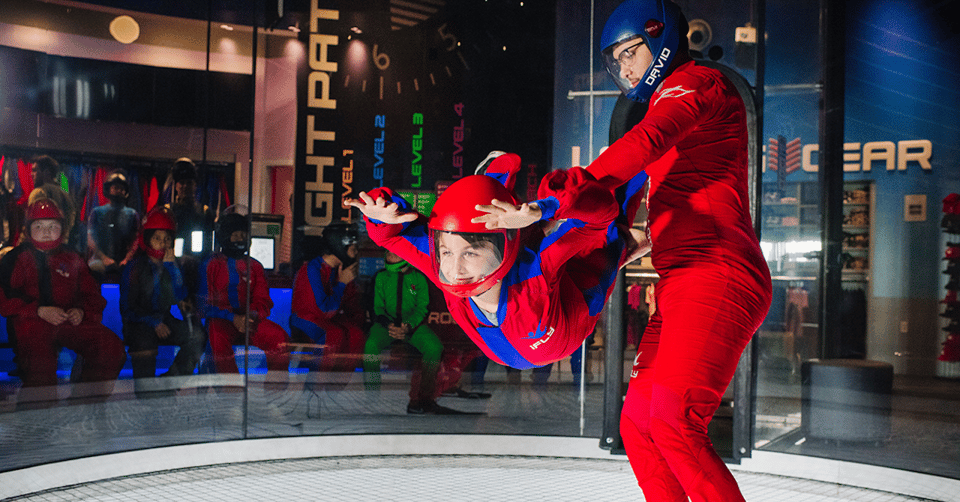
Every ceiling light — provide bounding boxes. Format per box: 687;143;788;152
221;24;234;31
109;15;140;44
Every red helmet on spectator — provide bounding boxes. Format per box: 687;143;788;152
142;206;176;232
26;198;63;222
25;199;65;251
427;175;521;298
138;207;176;260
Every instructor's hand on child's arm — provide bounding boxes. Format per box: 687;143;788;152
472;199;542;230
345;192;419;224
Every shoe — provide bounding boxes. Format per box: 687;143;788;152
943;193;960;214
941;305;960;319
406;400;471;415
941;214;960;234
943;291;959;304
949;218;960;234
474;151;520;192
440;387;492;399
475;150;508;175
939;334;960;362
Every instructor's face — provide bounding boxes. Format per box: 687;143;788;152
612;38;653;88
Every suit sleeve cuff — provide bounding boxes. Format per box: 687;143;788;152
534;196;560;220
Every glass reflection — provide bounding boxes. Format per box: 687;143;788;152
0;1;957;492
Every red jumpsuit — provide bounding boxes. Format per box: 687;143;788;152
199;254;289;373
587;60;772;502
0;244;126;404
290;257;365;372
363;167;629;369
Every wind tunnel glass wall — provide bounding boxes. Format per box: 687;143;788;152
753;0;960;481
3;0;959;486
0;0;597;475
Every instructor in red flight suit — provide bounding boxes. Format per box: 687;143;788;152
587;1;772;501
0;199;126;407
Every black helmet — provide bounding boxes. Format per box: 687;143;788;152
171;157;197;183
103;169;130;202
320;221;359;266
217;212;249;258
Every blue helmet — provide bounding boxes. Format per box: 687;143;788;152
600;0;682;103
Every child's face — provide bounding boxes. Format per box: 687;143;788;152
436;232;501;286
30;219;62;243
149;230;172;252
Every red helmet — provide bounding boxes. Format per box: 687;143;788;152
427;175;521;298
25;199;64;251
139;207;176;259
26;198;64;222
142;206;176;231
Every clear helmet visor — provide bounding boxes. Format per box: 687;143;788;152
602;35;660;102
433;231;506;288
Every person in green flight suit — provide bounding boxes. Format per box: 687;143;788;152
364;250;465;414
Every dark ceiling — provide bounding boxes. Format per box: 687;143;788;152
71;0;303;28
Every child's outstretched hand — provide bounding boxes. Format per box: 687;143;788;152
472;199;541;229
345;191;419;224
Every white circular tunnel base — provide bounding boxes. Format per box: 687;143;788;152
1;435;956;501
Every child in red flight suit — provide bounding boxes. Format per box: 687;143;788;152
346;151;648;371
199;212;289;374
290;222;365;374
0;199;126;407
